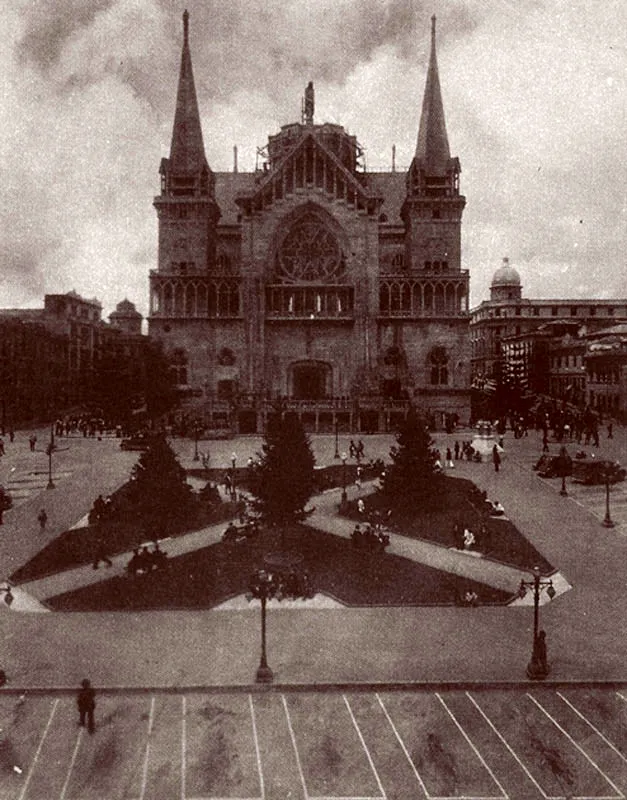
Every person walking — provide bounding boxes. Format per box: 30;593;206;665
28;434;37;452
77;679;96;733
492;444;501;473
37;508;47;532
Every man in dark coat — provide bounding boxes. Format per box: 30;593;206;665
77;678;96;733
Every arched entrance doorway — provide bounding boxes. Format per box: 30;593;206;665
290;361;330;400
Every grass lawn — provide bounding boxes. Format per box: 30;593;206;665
10;500;240;584
345;475;554;574
46;525;512;611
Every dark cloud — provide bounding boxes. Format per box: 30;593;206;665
17;0;115;71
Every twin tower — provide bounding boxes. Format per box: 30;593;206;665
149;11;469;433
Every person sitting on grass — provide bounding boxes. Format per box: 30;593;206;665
463;528;475;550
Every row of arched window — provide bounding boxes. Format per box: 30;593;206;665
379;280;467;316
151;280;240;317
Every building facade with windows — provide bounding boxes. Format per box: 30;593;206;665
470;259;627;411
148;13;471;432
585;324;627;422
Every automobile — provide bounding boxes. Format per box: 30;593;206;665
533;454;572;479
119;435;151;451
572;459;626;486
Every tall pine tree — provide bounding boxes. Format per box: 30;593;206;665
128;434;193;535
251;410;316;526
379;406;441;509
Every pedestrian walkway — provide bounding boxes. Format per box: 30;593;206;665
14;476;571;609
0;424;625;689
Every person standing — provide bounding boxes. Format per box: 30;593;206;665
37;508;47;532
492;444;501;473
77;679;96;733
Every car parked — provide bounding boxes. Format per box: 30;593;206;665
572;459;626;486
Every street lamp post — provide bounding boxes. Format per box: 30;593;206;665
334;417;340;459
603;467;615;528
341;452;348;505
558;445;570;497
231;453;237;500
46;439;56;490
249;569;274;683
518;566;556;680
193;422;200;462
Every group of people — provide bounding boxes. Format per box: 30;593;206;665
348;439;365;460
222;519;259;544
351;522;390;551
126;543;168;576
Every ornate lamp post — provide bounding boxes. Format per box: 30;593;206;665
518;565;556;680
334;417;340;459
602;465;615;528
0;584;14;607
249;569;274;683
341;452;348;505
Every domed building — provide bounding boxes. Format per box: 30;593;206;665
490;257;522;302
470;257;627;415
148;12;471;433
109;299;142;336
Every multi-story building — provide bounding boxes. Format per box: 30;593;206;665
471;258;627;414
0;317;66;429
148;12;471;433
0;294;161;425
585;324;627;421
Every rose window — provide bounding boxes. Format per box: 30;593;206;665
276;215;345;283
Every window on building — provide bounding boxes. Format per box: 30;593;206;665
570;306;578;316
391;252;405;270
432;208;441;219
429;346;449;385
608;307;614;316
551;306;558;316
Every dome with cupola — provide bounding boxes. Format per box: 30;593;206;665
490;257;522;301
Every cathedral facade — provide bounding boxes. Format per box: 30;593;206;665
148;12;470;433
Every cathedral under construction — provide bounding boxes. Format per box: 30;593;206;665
148;12;470;434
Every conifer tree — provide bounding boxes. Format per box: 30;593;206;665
251;410;316;526
379;405;440;509
128;434;192;533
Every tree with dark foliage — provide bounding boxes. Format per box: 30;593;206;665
250;411;316;527
378;405;441;510
128;434;192;535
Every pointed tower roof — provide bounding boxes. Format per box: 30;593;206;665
415;15;451;174
169;10;208;175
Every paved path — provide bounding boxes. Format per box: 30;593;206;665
0;424;624;689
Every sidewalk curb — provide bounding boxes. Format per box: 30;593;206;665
1;679;627;695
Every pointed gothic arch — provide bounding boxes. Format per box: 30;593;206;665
269;202;349;284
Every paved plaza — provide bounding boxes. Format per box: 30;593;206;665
0;424;625;798
0;686;625;800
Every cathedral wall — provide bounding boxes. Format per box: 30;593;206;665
264;323;358;397
148;318;247;393
157;207;213;272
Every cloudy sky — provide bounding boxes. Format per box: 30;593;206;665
2;0;626;318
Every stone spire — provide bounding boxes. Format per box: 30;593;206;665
414;15;451;174
169;10;208;175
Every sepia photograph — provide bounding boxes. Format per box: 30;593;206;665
0;0;625;796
